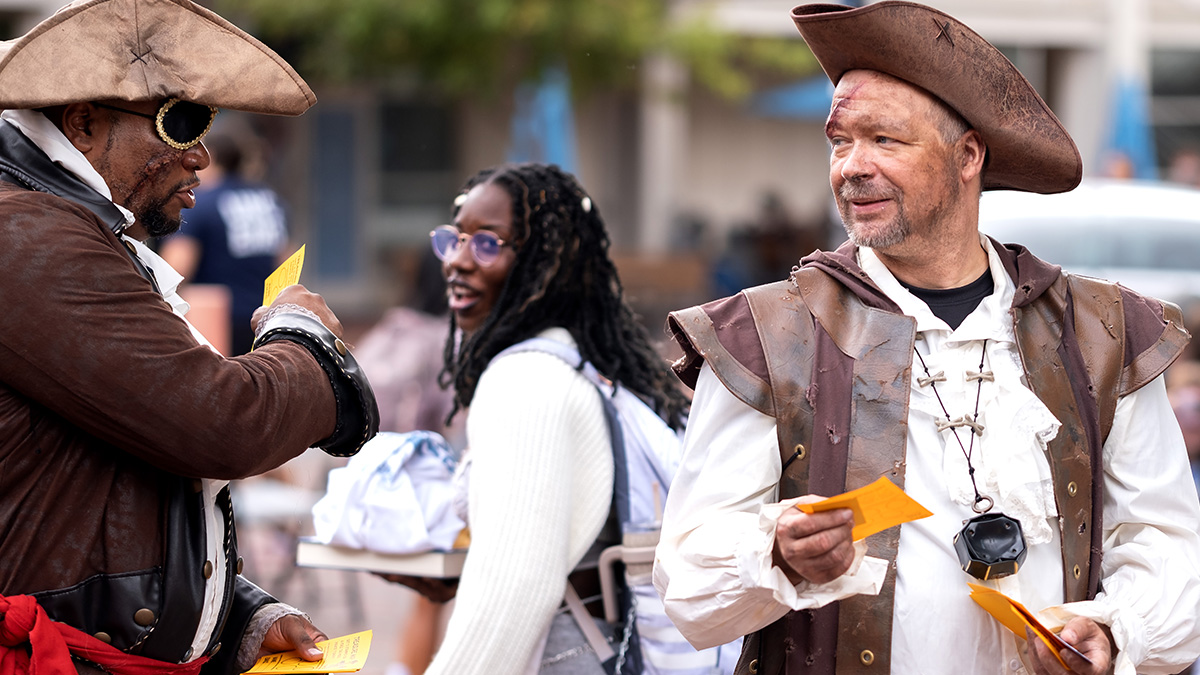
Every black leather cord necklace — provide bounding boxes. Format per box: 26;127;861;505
914;339;1028;580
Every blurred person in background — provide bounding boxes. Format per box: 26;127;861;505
1168;148;1200;189
1169;382;1200;495
356;250;461;442
711;193;825;298
754;190;824;283
0;1;378;674
1169;373;1200;675
655;2;1200;674
1099;150;1136;180
161;128;294;355
385;162;689;674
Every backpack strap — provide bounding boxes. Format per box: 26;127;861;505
495;337;631;525
497;338;634;660
497;336;585;369
564;582;617;662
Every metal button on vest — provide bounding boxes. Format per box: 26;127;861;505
860;649;875;666
207;642;222;658
183;648;193;661
134;608;155;626
93;631;111;644
748;659;758;674
335;338;348;356
203;560;214;579
237;557;245;575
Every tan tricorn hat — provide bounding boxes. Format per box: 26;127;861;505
792;1;1082;194
0;0;315;115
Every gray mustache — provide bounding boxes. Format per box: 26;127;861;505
838;182;898;202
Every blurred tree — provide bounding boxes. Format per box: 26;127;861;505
213;0;817;99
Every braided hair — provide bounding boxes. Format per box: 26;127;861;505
439;162;689;430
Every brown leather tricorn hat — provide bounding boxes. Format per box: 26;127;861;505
0;0;315;115
792;1;1082;194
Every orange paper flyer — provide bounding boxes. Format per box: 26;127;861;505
967;583;1091;671
243;629;372;674
795;475;932;541
262;245;306;306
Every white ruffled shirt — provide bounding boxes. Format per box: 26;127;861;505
654;237;1200;674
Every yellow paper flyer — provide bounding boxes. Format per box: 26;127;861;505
262;245;306;306
243;629;372;674
795;475;932;541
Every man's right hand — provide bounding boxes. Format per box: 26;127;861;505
773;495;857;585
252;284;344;338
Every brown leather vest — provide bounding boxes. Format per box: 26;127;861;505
668;263;1187;675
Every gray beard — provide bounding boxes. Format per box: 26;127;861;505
841;210;911;249
837;185;911;249
837;169;961;250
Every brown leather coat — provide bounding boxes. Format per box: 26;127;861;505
0;124;370;671
668;240;1188;675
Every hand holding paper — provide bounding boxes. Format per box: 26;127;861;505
1027;617;1112;675
244;630;372;674
795;476;933;541
775;477;930;585
967;583;1095;672
253;245;348;340
774;496;858;584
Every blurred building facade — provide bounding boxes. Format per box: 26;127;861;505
6;0;1200;319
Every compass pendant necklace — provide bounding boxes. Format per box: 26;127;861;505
914;339;1027;580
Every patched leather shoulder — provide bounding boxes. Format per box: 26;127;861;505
1117;287;1189;396
1066;273;1189;426
667;282;804;416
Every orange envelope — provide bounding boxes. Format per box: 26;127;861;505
967;583;1091;671
795;475;932;541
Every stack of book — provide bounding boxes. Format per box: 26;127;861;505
295;539;467;578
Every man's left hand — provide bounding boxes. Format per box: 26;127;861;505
257;614;328;662
1026;617;1114;675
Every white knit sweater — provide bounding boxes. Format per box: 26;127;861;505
424;328;615;675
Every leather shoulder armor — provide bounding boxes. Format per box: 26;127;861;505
667;283;790;417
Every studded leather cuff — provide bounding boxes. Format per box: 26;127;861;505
252;311;379;457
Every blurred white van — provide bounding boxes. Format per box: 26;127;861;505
978;179;1200;304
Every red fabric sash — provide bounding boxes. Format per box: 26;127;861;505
0;594;208;675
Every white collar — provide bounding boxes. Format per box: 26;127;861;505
857;234;1016;344
0;109;135;232
119;235;189;315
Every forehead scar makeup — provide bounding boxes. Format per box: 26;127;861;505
825;81;865;137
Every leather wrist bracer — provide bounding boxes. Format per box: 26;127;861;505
253;312;379;458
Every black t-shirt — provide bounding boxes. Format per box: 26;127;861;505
898;270;994;330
